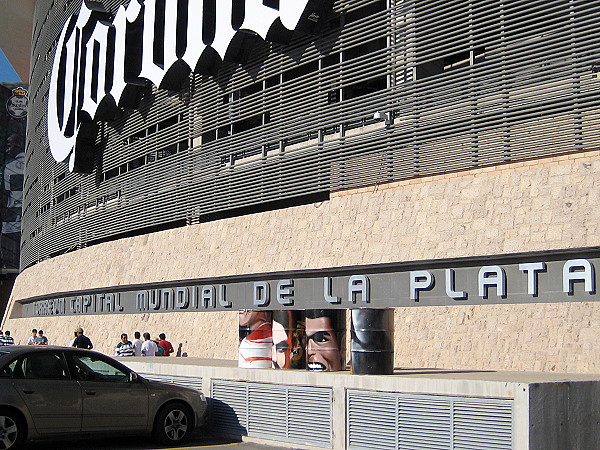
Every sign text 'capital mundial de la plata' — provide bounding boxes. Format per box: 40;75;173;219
18;255;600;317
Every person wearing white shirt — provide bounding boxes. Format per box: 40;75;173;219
141;332;158;356
26;329;37;345
132;331;144;356
68;331;77;347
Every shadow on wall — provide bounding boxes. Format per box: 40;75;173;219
208;398;247;437
176;343;187;357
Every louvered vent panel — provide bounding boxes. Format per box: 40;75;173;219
247;384;288;437
287;387;333;447
211;380;332;448
347;391;398;450
453;401;513;450
348;390;514;450
398;398;452;450
211;380;248;435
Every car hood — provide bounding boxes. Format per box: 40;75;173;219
143;379;200;396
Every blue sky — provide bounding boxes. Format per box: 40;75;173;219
0;48;21;83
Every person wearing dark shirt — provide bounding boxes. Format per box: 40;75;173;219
72;327;93;349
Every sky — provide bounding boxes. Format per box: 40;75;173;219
0;48;21;83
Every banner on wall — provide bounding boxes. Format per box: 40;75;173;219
0;83;27;272
47;0;334;172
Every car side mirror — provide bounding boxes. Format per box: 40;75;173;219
129;372;139;383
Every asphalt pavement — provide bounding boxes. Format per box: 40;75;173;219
24;430;289;450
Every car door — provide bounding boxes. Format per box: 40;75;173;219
67;352;149;431
11;350;82;434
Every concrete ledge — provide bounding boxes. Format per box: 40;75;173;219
126;358;600;450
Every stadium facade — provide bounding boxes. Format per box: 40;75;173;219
2;0;600;373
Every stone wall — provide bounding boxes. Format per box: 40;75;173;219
3;151;600;373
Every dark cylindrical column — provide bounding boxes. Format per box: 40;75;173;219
351;308;394;375
272;310;306;369
305;309;345;372
238;310;272;368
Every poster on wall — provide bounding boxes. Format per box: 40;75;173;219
0;83;27;272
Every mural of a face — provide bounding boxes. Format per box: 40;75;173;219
272;320;288;368
239;309;267;329
305;310;343;372
272;311;305;369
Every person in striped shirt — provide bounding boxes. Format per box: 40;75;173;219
115;333;134;357
1;331;14;346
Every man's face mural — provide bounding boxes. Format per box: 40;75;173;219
272;311;305;369
305;310;343;372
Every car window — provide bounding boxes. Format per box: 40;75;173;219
0;359;18;378
18;352;69;380
70;354;129;382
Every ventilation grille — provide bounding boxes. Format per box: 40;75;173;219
211;379;333;448
347;390;513;450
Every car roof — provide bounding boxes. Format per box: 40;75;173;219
0;346;134;373
0;345;102;359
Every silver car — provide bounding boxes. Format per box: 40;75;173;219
0;346;207;449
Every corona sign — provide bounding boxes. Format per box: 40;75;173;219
48;0;332;173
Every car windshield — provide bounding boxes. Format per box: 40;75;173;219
0;350;10;358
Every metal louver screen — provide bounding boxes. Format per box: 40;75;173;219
23;0;600;268
452;401;513;449
210;379;249;437
211;379;332;448
347;390;513;450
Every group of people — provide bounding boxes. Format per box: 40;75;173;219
23;327;93;347
114;332;174;357
0;326;174;358
26;329;48;345
0;330;14;346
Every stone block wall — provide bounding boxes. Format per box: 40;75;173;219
3;151;600;373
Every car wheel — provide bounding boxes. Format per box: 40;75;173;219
0;409;25;450
153;402;192;445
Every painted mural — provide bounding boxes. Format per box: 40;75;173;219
238;310;273;368
272;310;305;369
